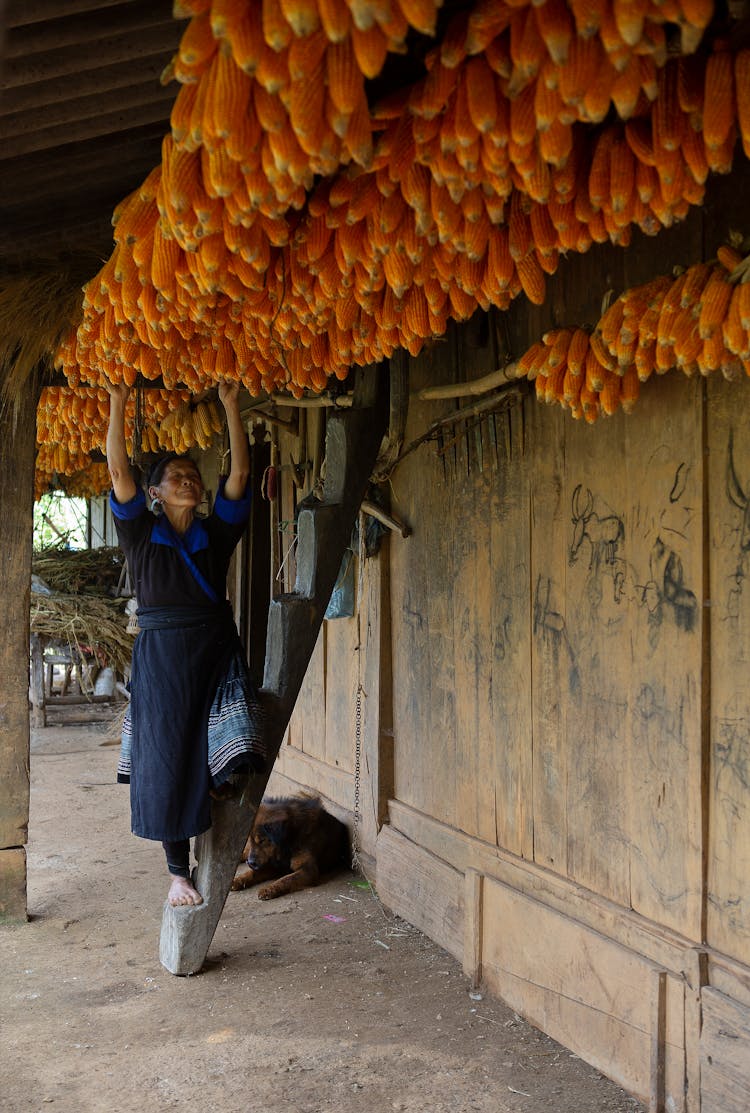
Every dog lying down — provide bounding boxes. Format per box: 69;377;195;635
231;795;350;900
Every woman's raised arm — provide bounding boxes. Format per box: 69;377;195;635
218;381;250;501
106;383;137;504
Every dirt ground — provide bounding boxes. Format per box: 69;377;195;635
1;722;646;1113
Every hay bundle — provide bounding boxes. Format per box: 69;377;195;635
32;546;126;595
30;593;134;676
0;256;98;408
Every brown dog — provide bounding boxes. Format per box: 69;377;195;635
231;795;349;900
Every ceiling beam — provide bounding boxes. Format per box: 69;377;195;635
3;1;175;57
1;21;180;87
0;54;176;115
0;96;173;157
0;81;174;140
5;1;145;30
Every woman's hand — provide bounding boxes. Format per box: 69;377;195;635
106;381;131;405
218;381;250;501
218;381;240;409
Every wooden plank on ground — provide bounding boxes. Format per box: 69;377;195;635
375;824;464;963
480;876;686;1109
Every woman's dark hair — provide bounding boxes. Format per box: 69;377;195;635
147;454;201;489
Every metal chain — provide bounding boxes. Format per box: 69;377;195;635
351;679;363;873
351;509;367;874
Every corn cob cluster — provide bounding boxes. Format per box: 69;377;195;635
35;385;224;491
34;461;113;502
516;246;750;421
56;0;737;402
47;0;750;492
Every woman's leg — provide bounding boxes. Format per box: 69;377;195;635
162;838;203;907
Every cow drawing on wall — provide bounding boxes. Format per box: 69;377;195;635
569;484;626;605
726;428;750;616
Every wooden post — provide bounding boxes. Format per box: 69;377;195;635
463;869;484;989
0;377;39;922
29;634;46;729
649;969;668;1113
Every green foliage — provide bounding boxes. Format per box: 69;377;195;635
33;493;87;551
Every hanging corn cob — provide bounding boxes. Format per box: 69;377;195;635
53;0;750;479
514;245;750;421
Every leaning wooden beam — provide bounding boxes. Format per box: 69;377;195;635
159;367;387;975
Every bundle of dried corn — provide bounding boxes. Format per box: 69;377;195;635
35;385;223;493
53;2;750;447
515;245;750;421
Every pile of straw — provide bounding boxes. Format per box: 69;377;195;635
32;546;125;595
0;255;98;408
30;593;134;676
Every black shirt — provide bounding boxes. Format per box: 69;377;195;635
110;481;251;607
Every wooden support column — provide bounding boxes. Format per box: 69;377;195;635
0;378;38;922
29;635;46;729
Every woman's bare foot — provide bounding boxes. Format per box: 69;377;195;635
167;875;203;907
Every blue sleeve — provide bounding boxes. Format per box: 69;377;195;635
213;477;252;526
110;487;147;521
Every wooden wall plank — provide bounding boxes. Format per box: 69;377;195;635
558;409;632;907
375;823;464;963
323;610;359;775
481;877;686;1108
706;376;750;963
487;403;533;858
528;397;570;873
284;628;326;760
389;341;459;827
700;987;750;1113
452;468;494;842
622;377;704;936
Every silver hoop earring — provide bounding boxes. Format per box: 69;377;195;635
150;497;163;516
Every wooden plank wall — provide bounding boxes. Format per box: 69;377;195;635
254;162;750;1105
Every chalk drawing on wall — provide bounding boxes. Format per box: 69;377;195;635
635;464;698;645
568;484;627;628
725;428;750;619
533;574;580;697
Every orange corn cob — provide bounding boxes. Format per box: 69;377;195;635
516;253;546;305
698;270;733;339
703;51;734;150
464;55;498;134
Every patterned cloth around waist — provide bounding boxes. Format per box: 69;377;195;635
118;626;266;787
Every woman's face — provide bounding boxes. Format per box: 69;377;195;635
151;460;203;510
